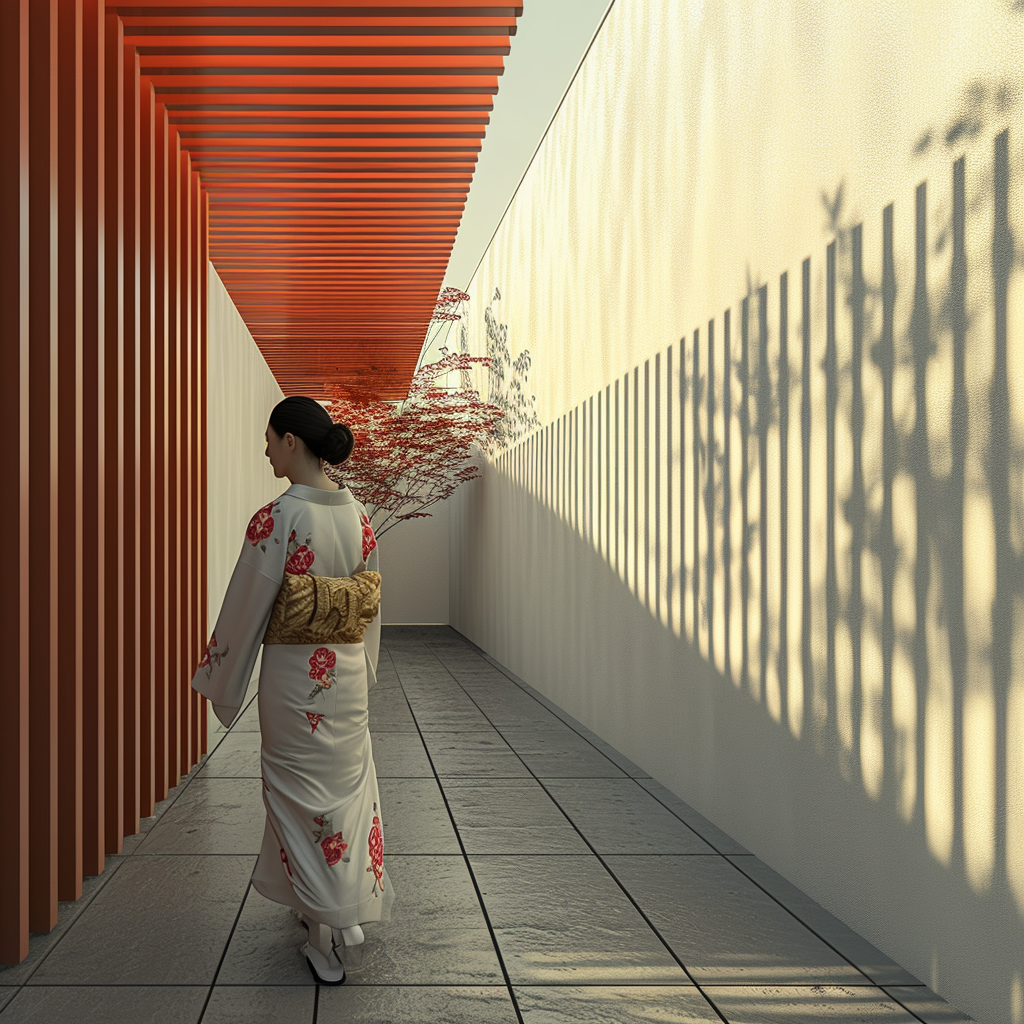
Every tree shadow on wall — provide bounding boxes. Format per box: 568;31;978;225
677;113;1022;1019
462;286;541;451
682;74;1024;843
805;111;1022;898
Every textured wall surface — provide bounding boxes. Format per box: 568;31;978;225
450;2;1024;1021
380;502;451;625
206;264;285;626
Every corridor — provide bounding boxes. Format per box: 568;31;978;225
0;627;968;1024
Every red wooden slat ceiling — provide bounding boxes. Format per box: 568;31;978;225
114;1;522;399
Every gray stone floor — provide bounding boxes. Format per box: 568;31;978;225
0;626;972;1023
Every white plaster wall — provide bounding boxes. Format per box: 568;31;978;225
450;2;1024;1022
206;264;285;626
377;502;450;624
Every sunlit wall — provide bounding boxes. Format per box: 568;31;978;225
450;2;1024;1021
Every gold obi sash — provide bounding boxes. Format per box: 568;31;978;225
263;570;381;646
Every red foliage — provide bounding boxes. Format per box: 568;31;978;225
323;292;502;536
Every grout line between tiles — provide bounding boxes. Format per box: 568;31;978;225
197;880;253;1024
723;855;933;1012
375;635;936;1022
1;857;130;991
883;987;964;1024
128;690;262;858
383;645;527;1024
390;642;728;1020
428;638;925;991
9;979;935;989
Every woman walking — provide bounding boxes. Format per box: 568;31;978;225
192;396;390;984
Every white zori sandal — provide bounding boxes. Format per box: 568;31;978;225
301;922;346;985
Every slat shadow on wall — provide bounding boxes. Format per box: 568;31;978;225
493;128;1020;897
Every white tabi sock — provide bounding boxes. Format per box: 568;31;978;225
308;922;334;958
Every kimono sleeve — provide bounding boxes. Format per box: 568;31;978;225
192;499;289;727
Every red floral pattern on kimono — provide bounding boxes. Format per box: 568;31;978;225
367;802;384;896
306;712;324;734
197;633;229;678
308;648;336;681
321;831;348;866
360;513;377;562
280;847;293;879
307;648;338;701
284;528;315;575
246;501;279;546
312;814;349;866
285;546;314;575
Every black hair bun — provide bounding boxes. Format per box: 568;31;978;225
319;422;354;465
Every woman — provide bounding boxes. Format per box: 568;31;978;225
192;396;390;985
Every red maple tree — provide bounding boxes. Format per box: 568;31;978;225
324;290;503;536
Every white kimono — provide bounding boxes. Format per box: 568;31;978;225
192;482;391;929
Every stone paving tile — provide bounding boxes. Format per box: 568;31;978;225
442;778;590;854
499;729;627;778
229;697;262;733
344;856;504;986
136;777;264;855
318;986;518;1023
378;777;461;854
367;687;418;731
637;779;749;854
216;888;311;986
406;695;496;731
705;986;920;1022
541;778;715;854
0;986;207;1024
728;856;920;986
121;766;206;854
0;855;128;987
369;732;434;778
197;730;262;778
462;689;574;730
605;856;865;986
29;856;255;985
570;728;651;778
202;986;315;1024
514;986;721;1023
422;731;531;778
470;854;687;985
883;986;977;1023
